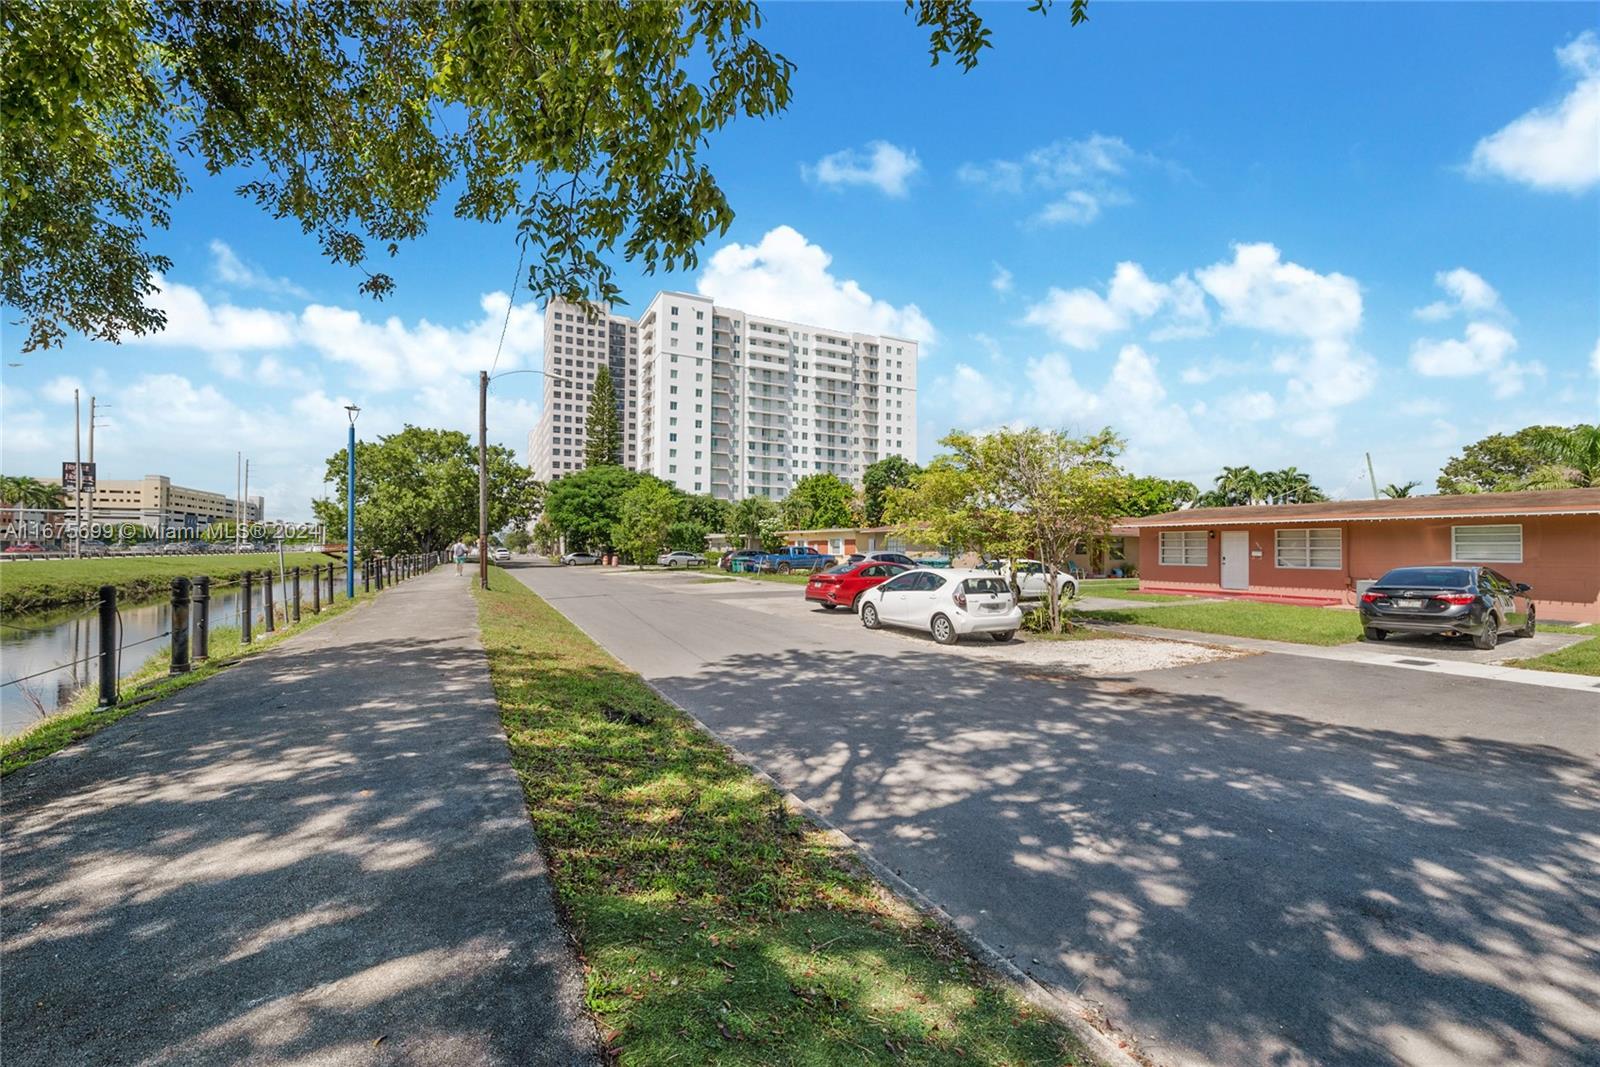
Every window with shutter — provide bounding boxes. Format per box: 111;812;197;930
1452;524;1522;563
1274;528;1342;569
1159;530;1208;566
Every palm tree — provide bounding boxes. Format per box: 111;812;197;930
1523;424;1600;488
1212;465;1265;506
1381;481;1420;498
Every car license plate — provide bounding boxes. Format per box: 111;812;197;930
982;602;1004;611
1395;598;1423;609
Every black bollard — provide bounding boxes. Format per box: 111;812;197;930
312;564;322;614
97;585;118;707
375;558;384;590
263;571;276;632
241;571;254;644
363;560;370;592
170;578;192;674
327;560;335;603
193;576;210;661
291;567;302;622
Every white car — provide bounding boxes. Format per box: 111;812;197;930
983;558;1078;602
491;546;511;563
857;568;1023;645
561;551;601;566
657;550;706;567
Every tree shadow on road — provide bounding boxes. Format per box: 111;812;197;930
657;647;1600;1067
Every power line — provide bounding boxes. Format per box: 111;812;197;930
488;240;529;380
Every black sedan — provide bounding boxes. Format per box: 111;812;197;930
1359;565;1535;650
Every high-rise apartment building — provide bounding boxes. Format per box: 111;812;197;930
529;299;641;480
528;291;918;499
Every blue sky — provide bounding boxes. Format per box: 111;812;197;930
4;2;1597;520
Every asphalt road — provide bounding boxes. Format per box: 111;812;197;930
512;561;1600;1067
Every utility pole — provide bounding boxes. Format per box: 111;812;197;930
478;370;489;590
236;451;243;552
243;458;251;549
345;405;360;597
1365;452;1380;499
73;389;82;558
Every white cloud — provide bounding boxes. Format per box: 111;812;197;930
803;141;921;198
41;376;85;405
990;263;1014;294
1179;357;1251;385
695;225;935;346
959;134;1151;227
209;240;312;298
1023;262;1210;350
1197;242;1373;415
1469;30;1600;192
1410;320;1536;397
1592;337;1600;376
1196;242;1362;340
1220;390;1278;422
129;274;299;352
1413;267;1505;321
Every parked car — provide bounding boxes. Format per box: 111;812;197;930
561;550;601;566
1360;565;1535;650
843;550;919;567
857;568;1023;644
719;549;764;572
491;546;511;563
980;558;1078;602
3;542;44;555
657;550;706;568
755;545;834;574
804;560;912;612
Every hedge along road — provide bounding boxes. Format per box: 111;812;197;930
510;561;1600;1067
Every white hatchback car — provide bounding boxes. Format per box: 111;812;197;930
857;568;1023;644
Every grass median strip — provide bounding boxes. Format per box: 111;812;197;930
1507;632;1600;676
1;588;374;777
0;551;338;614
474;568;1094;1066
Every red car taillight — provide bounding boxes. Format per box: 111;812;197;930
1361;591;1382;604
1435;593;1475;605
953;589;967;610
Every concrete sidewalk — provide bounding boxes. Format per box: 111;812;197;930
1;570;598;1066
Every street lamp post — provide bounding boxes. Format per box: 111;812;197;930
345;405;360;598
479;366;579;590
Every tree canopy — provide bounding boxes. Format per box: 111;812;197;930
1116;475;1198;516
861;455;921;526
314;425;539;556
1437;424;1599;492
3;0;1083;352
781;472;855;530
583;365;623;468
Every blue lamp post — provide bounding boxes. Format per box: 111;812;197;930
344;404;360;597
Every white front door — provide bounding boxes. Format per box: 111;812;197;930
1220;531;1249;590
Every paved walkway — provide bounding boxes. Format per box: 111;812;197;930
1088;620;1600;692
1;570;598;1066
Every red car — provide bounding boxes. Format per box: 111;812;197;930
805;560;911;612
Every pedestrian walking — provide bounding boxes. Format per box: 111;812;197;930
453;539;467;576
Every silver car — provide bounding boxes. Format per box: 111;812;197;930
656;550;706;567
561;551;601;566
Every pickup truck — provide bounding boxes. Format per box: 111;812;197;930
754;545;835;574
981;558;1078;602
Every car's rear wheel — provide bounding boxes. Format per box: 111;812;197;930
1520;607;1537;638
777;562;792;574
991;631;1014;643
850;592;864;613
860;602;881;629
1363;626;1386;642
931;613;958;645
1472;617;1500;650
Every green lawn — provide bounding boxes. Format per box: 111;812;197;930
1075;599;1364;646
1074;579;1191;603
1508;632;1600;677
474;569;1093;1066
2;582;377;776
0;551;340;614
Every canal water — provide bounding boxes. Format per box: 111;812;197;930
2;574;347;738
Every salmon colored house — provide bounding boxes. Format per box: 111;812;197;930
1125;488;1600;624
